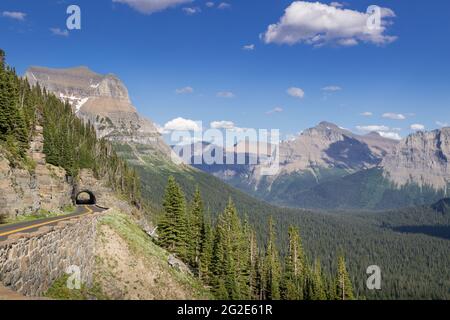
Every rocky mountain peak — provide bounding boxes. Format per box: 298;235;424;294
381;128;450;189
24;66;171;156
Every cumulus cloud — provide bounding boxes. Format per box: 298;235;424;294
329;2;344;8
243;44;255;51
217;2;231;10
217;91;235;98
163;117;201;132
175;86;194;94
356;125;402;140
266;107;284;115
261;1;397;47
210;120;235;129
112;0;192;14
2;11;26;20
205;2;215;8
410;124;425;131
436;121;449;128
183;7;201;15
322;85;342;92
382;112;406;120
287;87;305;98
360;112;373;117
50;28;69;37
378;132;402;140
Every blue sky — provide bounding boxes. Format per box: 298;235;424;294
1;0;450;140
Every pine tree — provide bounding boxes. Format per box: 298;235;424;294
158;176;188;259
199;211;214;283
335;255;354;300
305;259;327;300
187;186;204;268
211;198;247;299
263;217;282;300
282;225;306;300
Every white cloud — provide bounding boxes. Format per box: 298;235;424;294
175;86;194;94
382;112;406;120
183;7;201;15
163;117;201;132
217;2;231;10
112;0;192;14
210;120;235;129
410;124;425;131
378;132;402;140
322;85;342;92
356;125;390;132
205;2;215;8
266;107;283;115
243;44;255;51
287;87;305;98
360;112;373;117
356;125;402;140
50;28;69;37
329;2;344;8
2;11;26;20
217;91;235;98
261;1;397;47
436;121;449;128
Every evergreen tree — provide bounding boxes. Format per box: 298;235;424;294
158;176;188;259
281;225;306;300
335;255;354;300
263;217;282;300
187;186;204;268
199;211;214;283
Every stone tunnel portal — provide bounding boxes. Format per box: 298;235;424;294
75;190;96;205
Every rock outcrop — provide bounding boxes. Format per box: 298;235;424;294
25;66;171;156
0;126;72;219
382;128;450;189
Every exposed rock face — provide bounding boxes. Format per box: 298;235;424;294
0;126;73;219
25;66;170;155
382;128;450;190
194;121;398;191
277;121;397;175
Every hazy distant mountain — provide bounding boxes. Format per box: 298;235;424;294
282;128;450;210
25;66;171;157
192;121;398;203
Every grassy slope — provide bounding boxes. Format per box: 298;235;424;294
46;210;211;300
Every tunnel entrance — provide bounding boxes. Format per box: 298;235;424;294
75;190;96;205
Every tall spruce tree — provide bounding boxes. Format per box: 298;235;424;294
263;217;282;300
335;255;354;300
281;225;306;300
187;186;204;268
158;176;188;259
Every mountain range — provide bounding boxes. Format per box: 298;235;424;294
24;66;450;211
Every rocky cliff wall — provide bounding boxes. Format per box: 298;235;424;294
0;126;73;219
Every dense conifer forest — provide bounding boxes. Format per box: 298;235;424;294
157;176;355;300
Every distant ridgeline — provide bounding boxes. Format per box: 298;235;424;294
0;49;141;207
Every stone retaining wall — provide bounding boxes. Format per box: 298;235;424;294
0;211;107;296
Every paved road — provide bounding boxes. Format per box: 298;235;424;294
0;205;105;242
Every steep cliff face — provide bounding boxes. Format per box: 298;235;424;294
0;126;72;219
25;66;170;155
278;121;396;175
382;128;450;190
